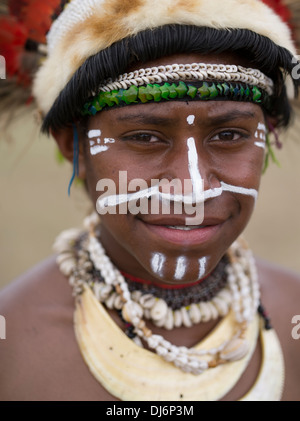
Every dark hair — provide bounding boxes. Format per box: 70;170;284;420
42;24;299;133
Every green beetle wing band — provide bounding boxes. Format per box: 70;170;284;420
82;81;271;116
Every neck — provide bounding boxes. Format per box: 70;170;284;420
120;270;212;289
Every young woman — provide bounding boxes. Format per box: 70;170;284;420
0;0;300;401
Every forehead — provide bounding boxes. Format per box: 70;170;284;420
88;99;265;129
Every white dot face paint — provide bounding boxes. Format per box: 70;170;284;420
198;257;207;279
174;256;187;280
187;115;195;125
88;130;115;156
150;253;166;277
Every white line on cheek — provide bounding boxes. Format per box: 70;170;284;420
198;257;207;279
88;130;101;139
187;137;203;194
220;182;258;201
151;253;166;276
254;141;266;149
174;256;187;280
104;138;116;144
187;115;195;125
90;145;109;155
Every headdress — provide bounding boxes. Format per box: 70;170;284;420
0;1;295;400
0;0;299;129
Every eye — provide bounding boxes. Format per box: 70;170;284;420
121;132;161;143
210;130;245;142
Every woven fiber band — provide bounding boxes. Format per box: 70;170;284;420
96;63;274;96
82;81;270;116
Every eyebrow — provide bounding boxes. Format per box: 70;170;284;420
116;109;256;126
117;113;176;126
206;110;256;125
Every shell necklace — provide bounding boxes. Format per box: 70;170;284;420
54;214;285;401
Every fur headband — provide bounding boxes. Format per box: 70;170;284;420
32;0;297;116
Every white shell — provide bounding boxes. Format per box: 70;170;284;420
207;301;219;320
60;259;76;276
105;292;117;310
122;301;143;323
218;288;233;304
181;307;192;328
212;296;229;316
198;302;212;322
189;303;202;324
164;351;177;362
98;284;113;301
131;290;142;302
144;309;151;319
56;252;74;265
220;338;249;362
164;308;174;330
132;336;144;348
93;282;105;300
83;212;100;231
139;294;156;309
174;309;182;327
114;295;124;310
150;299;168;321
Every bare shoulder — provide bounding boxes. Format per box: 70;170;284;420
0;257;116;401
0;258;71;399
0;256;75;338
256;258;300;401
256;257;300;318
0;256;73;311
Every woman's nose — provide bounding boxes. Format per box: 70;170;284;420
162;136;216;195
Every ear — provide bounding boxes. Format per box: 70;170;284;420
50;125;86;180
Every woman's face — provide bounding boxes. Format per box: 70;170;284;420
81;54;266;286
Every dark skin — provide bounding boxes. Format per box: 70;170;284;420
84;100;263;286
0;53;300;401
81;53;265;286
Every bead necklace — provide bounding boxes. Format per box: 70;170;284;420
54;213;260;375
67;233;232;330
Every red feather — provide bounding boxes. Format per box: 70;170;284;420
8;0;62;43
0;16;28;78
261;0;291;23
0;0;69;89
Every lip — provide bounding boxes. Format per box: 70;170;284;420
140;217;225;246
